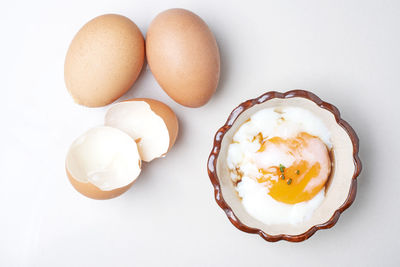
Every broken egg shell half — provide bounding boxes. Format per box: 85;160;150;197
66;126;142;200
104;98;179;162
207;90;362;242
66;170;135;200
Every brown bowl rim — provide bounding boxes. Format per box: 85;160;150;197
207;89;362;242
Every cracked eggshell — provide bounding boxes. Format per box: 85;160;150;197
66;171;134;200
104;98;179;162
146;8;220;108
64;14;145;107
66;126;142;200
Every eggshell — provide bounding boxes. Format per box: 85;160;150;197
67;170;135;200
66;126;142;200
133;98;179;152
146;9;220;108
64;14;145;107
105;98;179;162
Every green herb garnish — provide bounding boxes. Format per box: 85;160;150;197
296;170;300;175
281;174;285;180
279;164;285;173
287;178;292;185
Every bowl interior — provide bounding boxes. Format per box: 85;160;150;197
216;97;355;236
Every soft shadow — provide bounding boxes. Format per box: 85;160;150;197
213;33;230;100
170;111;185;148
335;102;374;224
118;60;149;101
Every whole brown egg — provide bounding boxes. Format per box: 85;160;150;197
146;9;220;108
64;14;145;107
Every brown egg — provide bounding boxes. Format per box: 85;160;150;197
64;14;145;107
146;9;220;108
105;98;179;162
66;126;142;200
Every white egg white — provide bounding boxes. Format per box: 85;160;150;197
237;177;325;225
227;107;331;225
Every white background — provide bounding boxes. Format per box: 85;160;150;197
1;0;399;266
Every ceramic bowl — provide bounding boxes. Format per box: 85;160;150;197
207;90;362;242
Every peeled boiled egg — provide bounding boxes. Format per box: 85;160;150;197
64;14;145;107
227;107;332;225
146;8;220;108
105;98;179;162
66;126;141;199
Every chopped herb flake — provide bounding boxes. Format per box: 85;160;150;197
296;170;300;175
287;178;292;185
279;164;285;173
281;174;285;180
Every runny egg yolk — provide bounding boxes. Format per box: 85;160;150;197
256;132;331;204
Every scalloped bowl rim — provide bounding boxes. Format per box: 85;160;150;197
207;90;362;242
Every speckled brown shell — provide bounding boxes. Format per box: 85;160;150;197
64;14;145;107
207;90;362;242
146;8;220;108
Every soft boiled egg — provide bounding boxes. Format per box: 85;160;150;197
227;107;332;225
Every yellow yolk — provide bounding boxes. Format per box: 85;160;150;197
256;132;331;204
